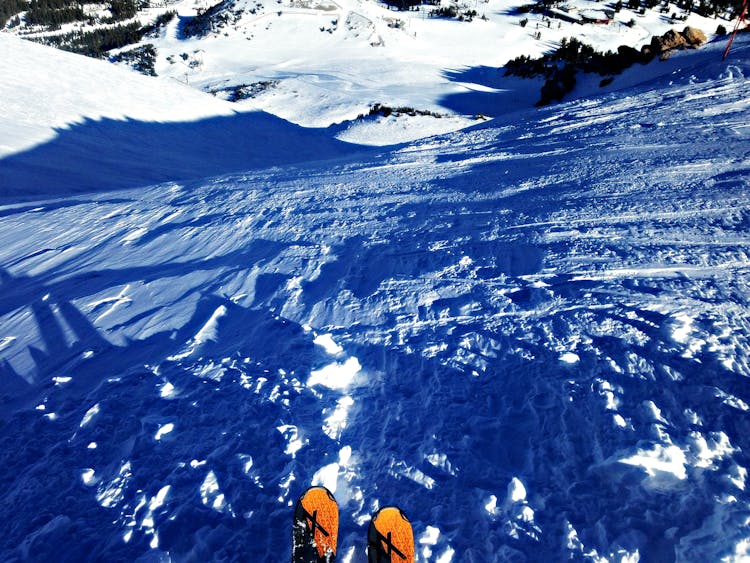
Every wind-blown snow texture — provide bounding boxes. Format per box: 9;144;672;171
1;36;750;562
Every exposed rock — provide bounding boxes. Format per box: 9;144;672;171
682;26;707;47
648;26;706;59
651;29;688;53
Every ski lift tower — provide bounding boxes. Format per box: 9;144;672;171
724;0;747;58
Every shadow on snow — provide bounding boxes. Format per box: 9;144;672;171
0;111;368;202
438;66;544;119
1;282;749;561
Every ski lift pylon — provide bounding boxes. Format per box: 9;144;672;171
724;0;748;59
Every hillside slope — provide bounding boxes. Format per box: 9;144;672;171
0;33;749;562
3;0;730;143
0;35;366;197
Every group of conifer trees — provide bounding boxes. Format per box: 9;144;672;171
0;0;138;29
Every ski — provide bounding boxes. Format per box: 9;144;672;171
367;506;414;563
292;486;339;563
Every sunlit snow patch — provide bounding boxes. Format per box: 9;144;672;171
507;477;527;503
80;403;100;427
672;314;693;343
278;471;296;504
81;468;97;486
308;357;362;390
0;336;16;352
121;227;148;245
688;431;735;469
96;461;132;508
418;526;441;559
200;470;231;513
726;536;750;562
91;284;133;323
728;464;748;491
485;494;499;516
566;520;585;555
141;485;171;530
643;400;669;424
339;445;352;467
277;424;306;457
559;352;580;364
339;546;356;563
619;444;687;481
425;452;456;475
149;485;170;513
312;448;352;494
389;460;435;489
159;381;177;398
168;305;227;361
314;333;344;355
238;454;254;475
715;388;750;412
436;547;455;563
671;314;707;358
497;477;540;540
154;423;174;441
613;414;629;429
323;396;355;441
312;462;340;493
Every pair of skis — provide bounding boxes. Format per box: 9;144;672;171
292;486;414;563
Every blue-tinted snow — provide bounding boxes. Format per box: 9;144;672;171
1;37;750;562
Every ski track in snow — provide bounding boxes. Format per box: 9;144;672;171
1;41;750;562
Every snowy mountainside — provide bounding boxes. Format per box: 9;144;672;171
3;0;729;143
0;35;235;158
138;0;727;138
0;34;366;197
1;33;750;562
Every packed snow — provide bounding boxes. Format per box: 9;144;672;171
1;19;750;563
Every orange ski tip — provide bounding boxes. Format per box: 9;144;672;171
370;506;415;563
298;486;339;559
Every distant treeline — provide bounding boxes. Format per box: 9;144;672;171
111;42;156;74
41;21;144;55
180;0;230;38
673;0;744;17
1;0;29;28
35;11;173;58
507;28;708;106
1;0;139;29
382;0;744;18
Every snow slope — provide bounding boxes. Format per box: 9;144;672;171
0;35;365;197
141;0;723;141
1;34;750;562
4;0;724;143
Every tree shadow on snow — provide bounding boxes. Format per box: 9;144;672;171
439;66;544;119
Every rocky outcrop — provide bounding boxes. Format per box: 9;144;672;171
682;26;708;47
652;29;688;52
643;26;707;60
